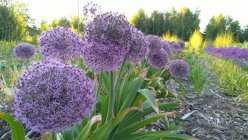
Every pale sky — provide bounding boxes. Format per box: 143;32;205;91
15;0;248;31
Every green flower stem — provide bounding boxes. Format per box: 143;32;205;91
114;58;126;92
106;71;115;121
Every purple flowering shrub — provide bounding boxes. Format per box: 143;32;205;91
39;27;84;62
13;60;95;132
206;47;248;61
13;43;36;61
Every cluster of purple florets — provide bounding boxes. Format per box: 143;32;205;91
169;41;185;54
39;27;84;62
169;60;190;79
13;43;36;61
14;60;95;132
206;47;248;61
83;12;133;72
146;35;169;68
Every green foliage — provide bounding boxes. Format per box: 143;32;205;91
205;14;242;42
240;25;248;42
58;62;192;140
131;8;200;40
0;112;25;140
201;53;248;99
187;54;208;95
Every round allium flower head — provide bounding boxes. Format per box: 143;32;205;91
83;12;132;72
83;1;102;23
39;27;84;62
13;43;35;61
162;40;172;56
126;28;148;63
170;42;184;53
148;48;169;68
169;60;190;79
146;35;164;52
83;42;124;72
178;41;185;48
13;60;95;132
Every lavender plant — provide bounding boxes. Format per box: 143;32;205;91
206;47;248;61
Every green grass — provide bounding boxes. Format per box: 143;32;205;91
186;53;208;96
0;41;40;99
201;53;248;102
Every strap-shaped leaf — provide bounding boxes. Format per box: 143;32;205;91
115;113;170;138
138;89;159;113
88;107;138;140
76;115;101;140
118;103;180;130
0;112;25;140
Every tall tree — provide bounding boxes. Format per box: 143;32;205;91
205;14;242;41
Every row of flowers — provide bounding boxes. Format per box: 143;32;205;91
206;47;248;61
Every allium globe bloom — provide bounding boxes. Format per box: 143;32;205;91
13;60;95;132
13;43;35;61
178;41;185;48
170;41;184;53
162;40;172;56
83;12;132;72
39;27;84;62
126;29;148;63
146;35;164;52
83;1;101;23
83;42;124;72
148;48;169;68
169;60;190;79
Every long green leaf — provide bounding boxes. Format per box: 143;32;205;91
115;113;170;138
119;77;145;113
88;107;138;140
76;115;101;140
138;89;159;113
101;94;109;124
118;103;180;130
0;112;25;140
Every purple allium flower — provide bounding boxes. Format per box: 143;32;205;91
39;27;84;62
83;1;101;23
126;28;148;63
13;60;95;133
83;42;125;72
13;43;35;61
169;60;190;79
148;48;169;68
170;41;185;53
162;40;172;56
83;12;132;72
146;35;164;52
178;41;185;48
